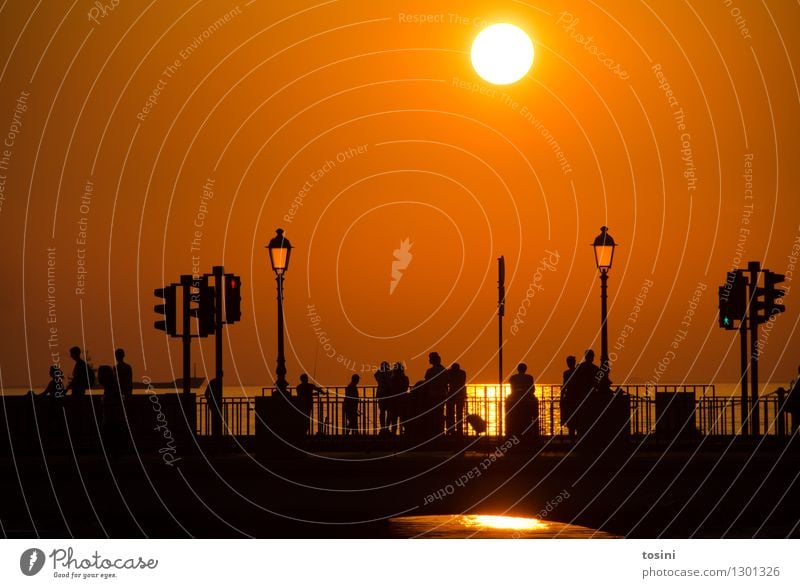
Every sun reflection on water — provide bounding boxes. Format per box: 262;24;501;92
462;515;546;531
388;514;619;538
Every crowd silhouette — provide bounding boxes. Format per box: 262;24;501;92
26;344;800;450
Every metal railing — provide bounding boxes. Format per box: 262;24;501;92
195;383;795;438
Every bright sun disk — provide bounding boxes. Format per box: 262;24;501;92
471;23;534;85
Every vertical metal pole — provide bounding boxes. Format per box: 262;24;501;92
739;319;749;435
276;274;288;395
498;256;505;434
748;261;760;436
180;275;192;397
213;265;224;437
600;270;609;367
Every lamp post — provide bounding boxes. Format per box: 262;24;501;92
267;228;292;396
592;226;617;369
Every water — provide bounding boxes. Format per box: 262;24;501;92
387;514;618;538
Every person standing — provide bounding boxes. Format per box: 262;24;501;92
446;363;467;436
507;363;535;437
561;355;578;440
343;374;360;435
388;362;409;435
424;352;448;436
375;361;392;435
66;346;93;396
296;373;324;435
573;350;602;440
113;348;134;398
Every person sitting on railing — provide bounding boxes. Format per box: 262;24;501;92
296;373;324;435
343;374;360;436
40;365;66;399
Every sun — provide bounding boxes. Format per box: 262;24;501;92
471;23;534;85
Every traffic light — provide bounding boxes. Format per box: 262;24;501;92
224;274;242;323
191;280;216;337
154;285;177;335
762;270;786;317
718;271;746;330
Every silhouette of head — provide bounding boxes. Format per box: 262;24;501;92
97;365;113;386
517;363;527;373
300;373;309;383
451;363;460;371
393;362;404;371
429;352;441;365
380;361;390;371
49;365;58;378
115;348;125;361
351;374;360;384
584;349;595;363
566;355;576;369
69;346;81;359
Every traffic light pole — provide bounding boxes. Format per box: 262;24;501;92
180;275;192;397
748;261;760;436
739;319;748;435
213;265;224;438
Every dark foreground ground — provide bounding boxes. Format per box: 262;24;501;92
1;436;798;538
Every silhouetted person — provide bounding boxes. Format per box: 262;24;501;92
406;379;427;439
446;363;467;435
66;346;93;396
296;373;323;435
507;363;536;437
98;364;126;455
389;362;409;435
424;352;447;436
573;349;607;440
375;361;392;435
40;365;66;398
561;355;578;440
343;374;360;435
205;373;223;438
113;348;133;398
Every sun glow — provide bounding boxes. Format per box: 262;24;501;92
463;515;546;531
471;23;534;85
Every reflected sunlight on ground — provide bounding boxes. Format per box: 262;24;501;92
388;514;619;538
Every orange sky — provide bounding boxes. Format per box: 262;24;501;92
0;0;798;391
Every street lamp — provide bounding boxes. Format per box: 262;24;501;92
267;228;292;396
592;226;617;368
